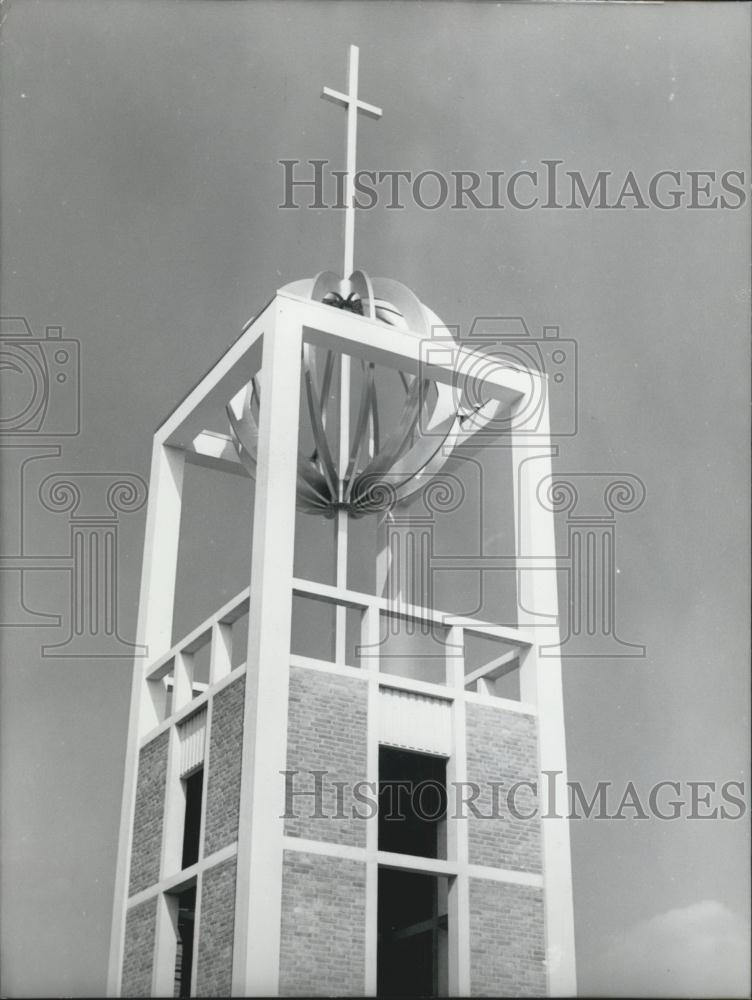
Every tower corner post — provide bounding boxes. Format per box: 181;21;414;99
106;440;186;997
510;392;577;998
231;300;304;996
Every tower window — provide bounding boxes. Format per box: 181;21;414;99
172;885;196;998
181;768;203;869
378;747;449;995
378;747;447;859
377;868;449;997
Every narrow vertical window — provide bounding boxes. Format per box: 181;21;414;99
172;885;196;998
181;768;203;869
377;746;449;995
377;869;449;997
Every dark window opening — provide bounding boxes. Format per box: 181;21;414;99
377;868;448;997
379;747;447;859
173;885;196;998
181;768;203;869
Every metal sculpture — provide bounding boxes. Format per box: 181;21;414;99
227;270;499;517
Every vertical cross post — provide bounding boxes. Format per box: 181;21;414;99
322;45;382;648
322;44;382;278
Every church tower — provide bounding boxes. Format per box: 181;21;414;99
108;46;576;997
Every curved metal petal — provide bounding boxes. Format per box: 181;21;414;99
296;456;334;506
350;382;481;512
319;351;335;427
385;416;461;506
226;397;258;480
349;270;376;320
311;270;343;302
228;376;334;509
368;366;379;459
307;347;335;451
357;376;426;482
389;399;504;507
351;406;457;511
370;277;429;338
342;361;377;499
303;344;339;498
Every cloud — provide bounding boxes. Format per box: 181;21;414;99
581;900;750;997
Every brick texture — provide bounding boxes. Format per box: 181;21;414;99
204;676;245;856
465;704;541;873
195;857;237;996
284;667;368;847
279;850;366;996
121;897;157;997
129;730;169;895
469;879;546;997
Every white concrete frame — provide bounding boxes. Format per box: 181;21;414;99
108;290;577;997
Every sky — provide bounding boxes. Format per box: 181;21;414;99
0;1;750;996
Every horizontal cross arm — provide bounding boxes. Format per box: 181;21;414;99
321;86;383;119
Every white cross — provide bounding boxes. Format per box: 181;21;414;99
322;45;382;277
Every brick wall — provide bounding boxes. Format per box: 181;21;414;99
195;857;237;996
465;704;541;873
129;730;169;895
204;676;245;856
284;667;368;847
469;878;545;997
121;897;157;997
279;850;366;996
